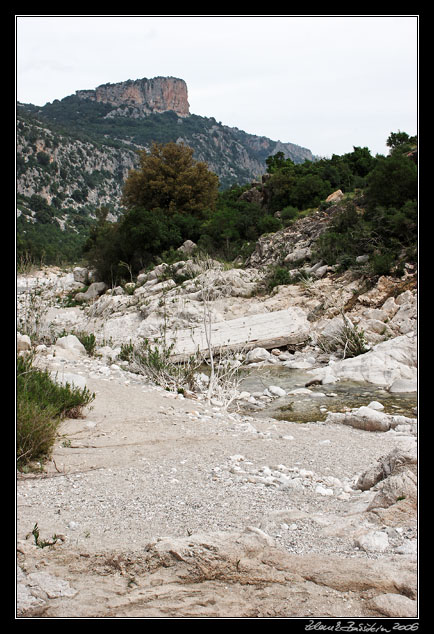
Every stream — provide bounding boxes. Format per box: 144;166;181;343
236;365;417;423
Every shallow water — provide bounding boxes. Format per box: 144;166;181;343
237;365;417;422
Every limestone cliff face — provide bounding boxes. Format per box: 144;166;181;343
76;76;190;118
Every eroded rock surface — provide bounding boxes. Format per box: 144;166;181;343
16;264;418;618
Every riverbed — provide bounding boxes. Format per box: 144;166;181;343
237;365;417;423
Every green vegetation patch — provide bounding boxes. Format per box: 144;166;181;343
16;354;95;468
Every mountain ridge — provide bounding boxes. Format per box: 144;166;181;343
18;75;314;188
16;75;315;261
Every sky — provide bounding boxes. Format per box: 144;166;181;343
15;15;418;158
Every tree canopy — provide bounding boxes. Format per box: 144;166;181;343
121;141;219;217
36;130;417;283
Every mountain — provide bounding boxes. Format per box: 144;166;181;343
17;76;313;194
16;76;314;262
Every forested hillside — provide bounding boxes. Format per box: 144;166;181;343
17;88;417;279
82;132;417;285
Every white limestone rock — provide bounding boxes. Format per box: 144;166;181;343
355;531;389;553
246;347;272;364
54;334;86;356
73;267;89;284
267;385;286;397
17;333;32;352
307;333;417;387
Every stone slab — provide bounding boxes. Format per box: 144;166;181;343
167;308;310;361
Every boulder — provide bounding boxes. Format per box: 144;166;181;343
284;246;312;264
54;334;86;357
325;407;391;432
17;333;31;352
381;296;400;318
367;470;417;511
246;347;272;364
239;187;263;205
75;282;108;302
388;379;417;393
367;593;417;618
136;272;148;285
313;264;329;279
362;307;390;322
325;189;344;203
215;268;260;298
395;290;414;306
355;254;369;264
355;530;389;553
73;267;89;285
136;279;177;296
325;406;417;433
367;400;384;411
147;263;169;280
267;385;286;397
177;239;197;255
362;318;392;336
307;333;417;387
355;445;417;491
283;359;315;369
357;276;401;307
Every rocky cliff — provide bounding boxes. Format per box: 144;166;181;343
16;113;139;224
16;75;315;253
76;76;190;118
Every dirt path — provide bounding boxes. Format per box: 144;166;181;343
16;359;418;618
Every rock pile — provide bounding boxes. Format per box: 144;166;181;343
17;256;417;396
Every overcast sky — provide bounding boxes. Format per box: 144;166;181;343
16;15;418;158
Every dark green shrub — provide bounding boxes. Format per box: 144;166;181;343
16;354;95;467
265;266;294;291
365;153;417;211
119;341;135;362
17;397;60;468
369;252;395;276
76;331;96;356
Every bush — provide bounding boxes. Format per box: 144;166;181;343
317;314;369;359
76;331;96;356
280;205;299;224
265;266;294;291
365;153;417;211
16;354;95;467
369;251;396;276
119;338;200;394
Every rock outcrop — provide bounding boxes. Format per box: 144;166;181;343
16;115;138;219
246;203;341;269
76;76;190;118
307;332;417;389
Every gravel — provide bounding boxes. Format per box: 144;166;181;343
17;354;417;562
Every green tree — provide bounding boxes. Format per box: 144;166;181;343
386;130;417;153
265;152;294;174
290;173;332;210
365;152;417;211
263;170;296;213
121;142;219;217
117;207;182;270
342;146;376;178
83;207;124;283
